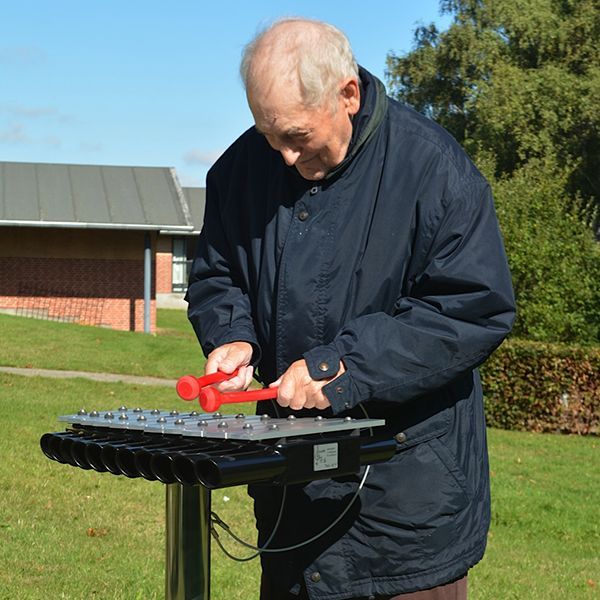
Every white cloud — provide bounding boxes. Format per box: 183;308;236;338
0;123;28;144
4;106;56;117
0;105;74;123
183;148;224;167
177;171;205;187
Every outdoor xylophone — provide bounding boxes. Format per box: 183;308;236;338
40;371;399;600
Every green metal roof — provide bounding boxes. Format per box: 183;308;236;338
182;187;206;233
0;161;194;231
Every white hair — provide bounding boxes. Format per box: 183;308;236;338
240;18;359;110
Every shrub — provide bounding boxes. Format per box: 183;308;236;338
481;339;600;435
488;158;600;343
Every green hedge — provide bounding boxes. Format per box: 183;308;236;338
481;339;600;435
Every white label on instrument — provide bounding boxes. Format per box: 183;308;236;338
313;443;338;471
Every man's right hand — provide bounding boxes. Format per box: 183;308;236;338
204;341;254;392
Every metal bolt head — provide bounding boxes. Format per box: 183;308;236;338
133;407;143;413
235;413;245;419
314;415;323;422
104;412;114;419
157;416;167;424
394;432;407;444
344;416;352;422
174;418;184;425
268;423;279;430
190;411;199;416
150;409;160;415
242;423;253;430
118;414;128;420
198;420;208;427
170;410;179;416
89;410;99;417
310;572;321;583
318;362;329;372
287;415;296;420
218;421;228;428
137;415;147;422
213;412;222;418
77;409;87;416
118;406;127;412
260;414;270;420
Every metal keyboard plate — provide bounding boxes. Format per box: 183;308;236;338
58;409;385;440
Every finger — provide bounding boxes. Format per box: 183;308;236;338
288;380;306;410
277;376;294;408
215;379;239;392
215;371;246;392
205;348;226;374
243;365;254;390
303;394;316;410
305;381;331;411
208;342;251;372
315;394;331;410
221;345;253;374
218;352;241;374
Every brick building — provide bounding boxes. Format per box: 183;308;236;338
0;161;205;333
156;187;205;308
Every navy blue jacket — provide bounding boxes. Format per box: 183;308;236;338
187;68;515;598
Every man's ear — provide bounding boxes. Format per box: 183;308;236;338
340;78;360;115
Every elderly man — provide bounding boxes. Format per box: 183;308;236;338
186;18;515;600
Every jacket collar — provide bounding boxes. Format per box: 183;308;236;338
324;66;388;181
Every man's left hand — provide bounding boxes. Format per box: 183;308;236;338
269;359;345;410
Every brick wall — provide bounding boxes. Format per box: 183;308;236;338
156;235;172;294
0;228;157;332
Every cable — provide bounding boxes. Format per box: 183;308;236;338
212;463;370;555
210;403;374;559
210;486;287;561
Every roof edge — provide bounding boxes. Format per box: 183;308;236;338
0;220;194;231
170;168;193;226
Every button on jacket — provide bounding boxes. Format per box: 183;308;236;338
186;67;515;598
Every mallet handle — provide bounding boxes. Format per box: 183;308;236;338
176;369;240;401
199;386;278;413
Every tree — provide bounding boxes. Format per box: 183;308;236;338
386;0;600;342
386;0;600;213
484;157;600;342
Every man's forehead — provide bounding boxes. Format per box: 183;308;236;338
250;97;316;136
255;116;313;136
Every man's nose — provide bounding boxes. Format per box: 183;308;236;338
280;146;301;166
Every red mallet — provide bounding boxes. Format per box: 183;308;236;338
199;386;279;413
176;369;240;401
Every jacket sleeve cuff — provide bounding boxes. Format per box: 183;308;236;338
303;345;340;380
303;345;362;414
321;371;359;414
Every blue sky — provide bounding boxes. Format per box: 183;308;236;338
0;1;450;187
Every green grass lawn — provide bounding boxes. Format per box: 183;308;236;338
0;310;202;378
0;312;598;598
0;374;260;600
0;373;597;599
471;431;599;598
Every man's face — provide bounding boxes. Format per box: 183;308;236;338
248;78;360;181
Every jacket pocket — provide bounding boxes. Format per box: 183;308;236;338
427;437;475;503
353;429;472;567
